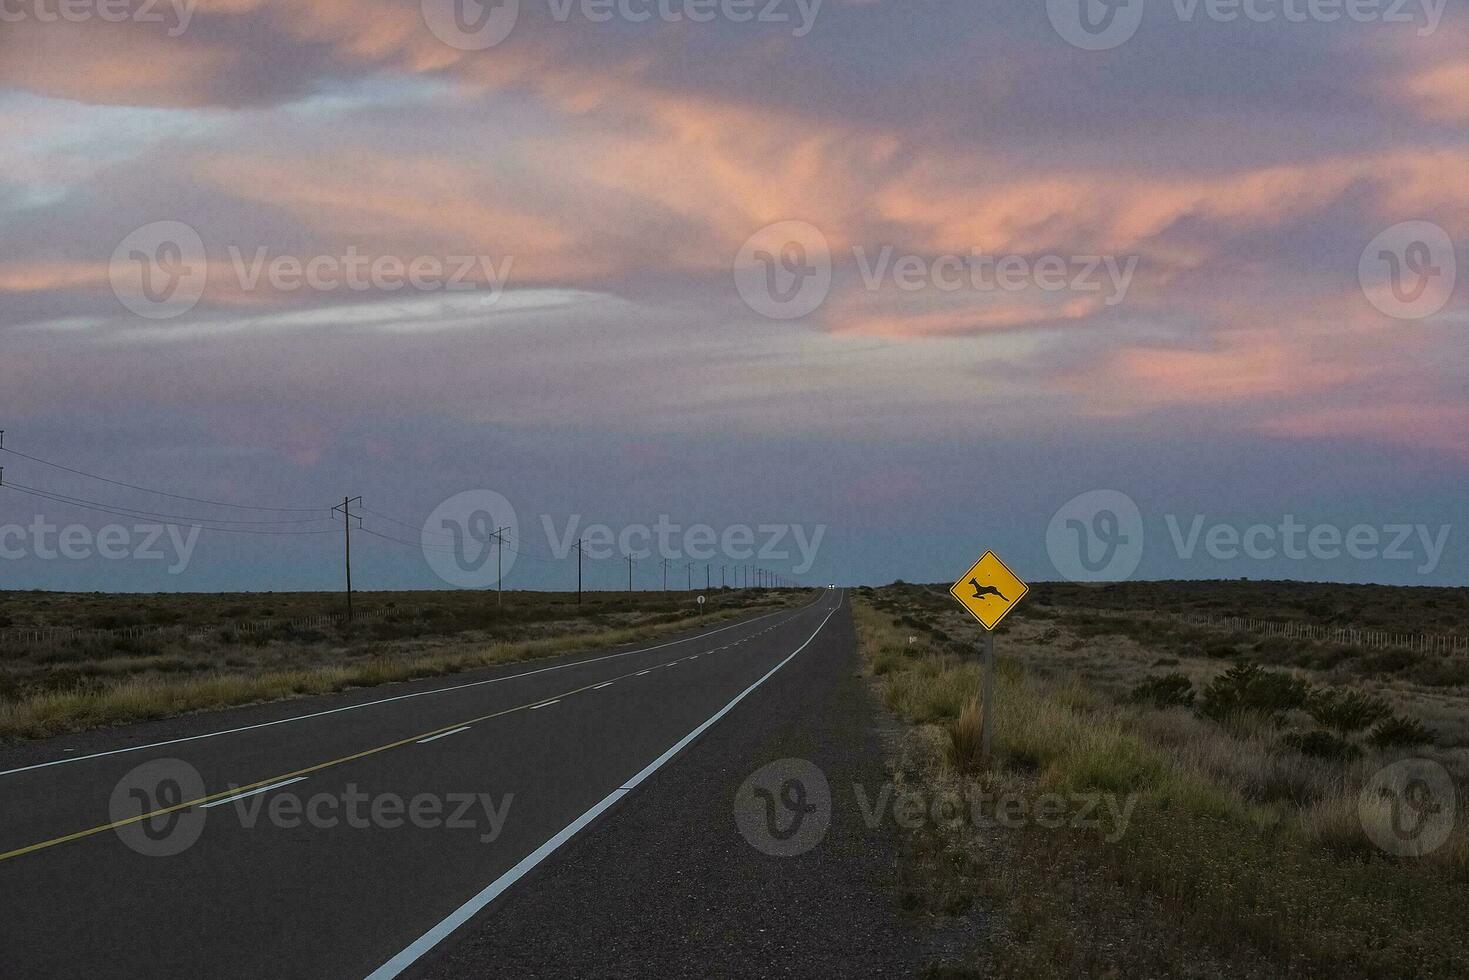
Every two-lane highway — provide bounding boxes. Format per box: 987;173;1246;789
0;591;846;978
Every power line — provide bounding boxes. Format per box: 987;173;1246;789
1;481;332;527
0;485;339;536
0;445;323;513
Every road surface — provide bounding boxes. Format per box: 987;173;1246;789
0;590;917;978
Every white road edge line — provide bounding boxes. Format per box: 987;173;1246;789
417;727;471;744
199;776;308;809
0;601;817;779
363;593;844;980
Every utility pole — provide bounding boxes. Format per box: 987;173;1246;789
628;555;633;592
686;563;692;591
495;526;508;607
662;557;668;592
332;496;362;621
576;538;583;604
706;563;710;591
982;631;995;758
721;564;726;589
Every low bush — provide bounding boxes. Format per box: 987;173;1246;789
1128;672;1195;709
1282;730;1362;761
1306;688;1392;735
1198;662;1311;723
1369;715;1431;748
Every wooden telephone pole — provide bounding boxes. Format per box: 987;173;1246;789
332;496;362;620
495;526;508;606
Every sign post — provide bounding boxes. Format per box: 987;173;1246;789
948;551;1029;760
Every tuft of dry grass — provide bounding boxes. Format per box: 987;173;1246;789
944;697;984;776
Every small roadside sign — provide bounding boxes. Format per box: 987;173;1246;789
949;551;1028;631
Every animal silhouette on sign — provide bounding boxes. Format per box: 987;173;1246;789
969;578;1007;602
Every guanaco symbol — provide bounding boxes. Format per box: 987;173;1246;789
969;578;1007;602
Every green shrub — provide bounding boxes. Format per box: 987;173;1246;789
1368;715;1431;748
1306;688;1391;735
1198;662;1310;723
1129;672;1196;709
1282;730;1362;761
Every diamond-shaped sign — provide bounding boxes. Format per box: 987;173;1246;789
949;551;1028;631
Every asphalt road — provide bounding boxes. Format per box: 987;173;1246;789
0;589;911;978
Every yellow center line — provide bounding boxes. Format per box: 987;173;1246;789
0;609;806;865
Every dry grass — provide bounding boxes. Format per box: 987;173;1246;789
0;593;796;740
854;589;1469;978
944;697;984;776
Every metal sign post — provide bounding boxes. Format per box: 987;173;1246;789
982;630;995;758
948;550;1029;761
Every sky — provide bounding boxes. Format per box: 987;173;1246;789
0;0;1466;593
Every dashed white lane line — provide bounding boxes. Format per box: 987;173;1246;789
199;777;308;809
364;593;845;980
0;601;812;780
635;670;651;676
528;700;561;710
592;682;614;690
417;727;471;744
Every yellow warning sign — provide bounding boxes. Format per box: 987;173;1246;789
949;551;1028;631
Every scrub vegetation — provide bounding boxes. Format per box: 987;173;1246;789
855;581;1469;978
0;589;800;740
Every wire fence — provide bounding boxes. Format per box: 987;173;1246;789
0;606;400;653
1092;608;1469;656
